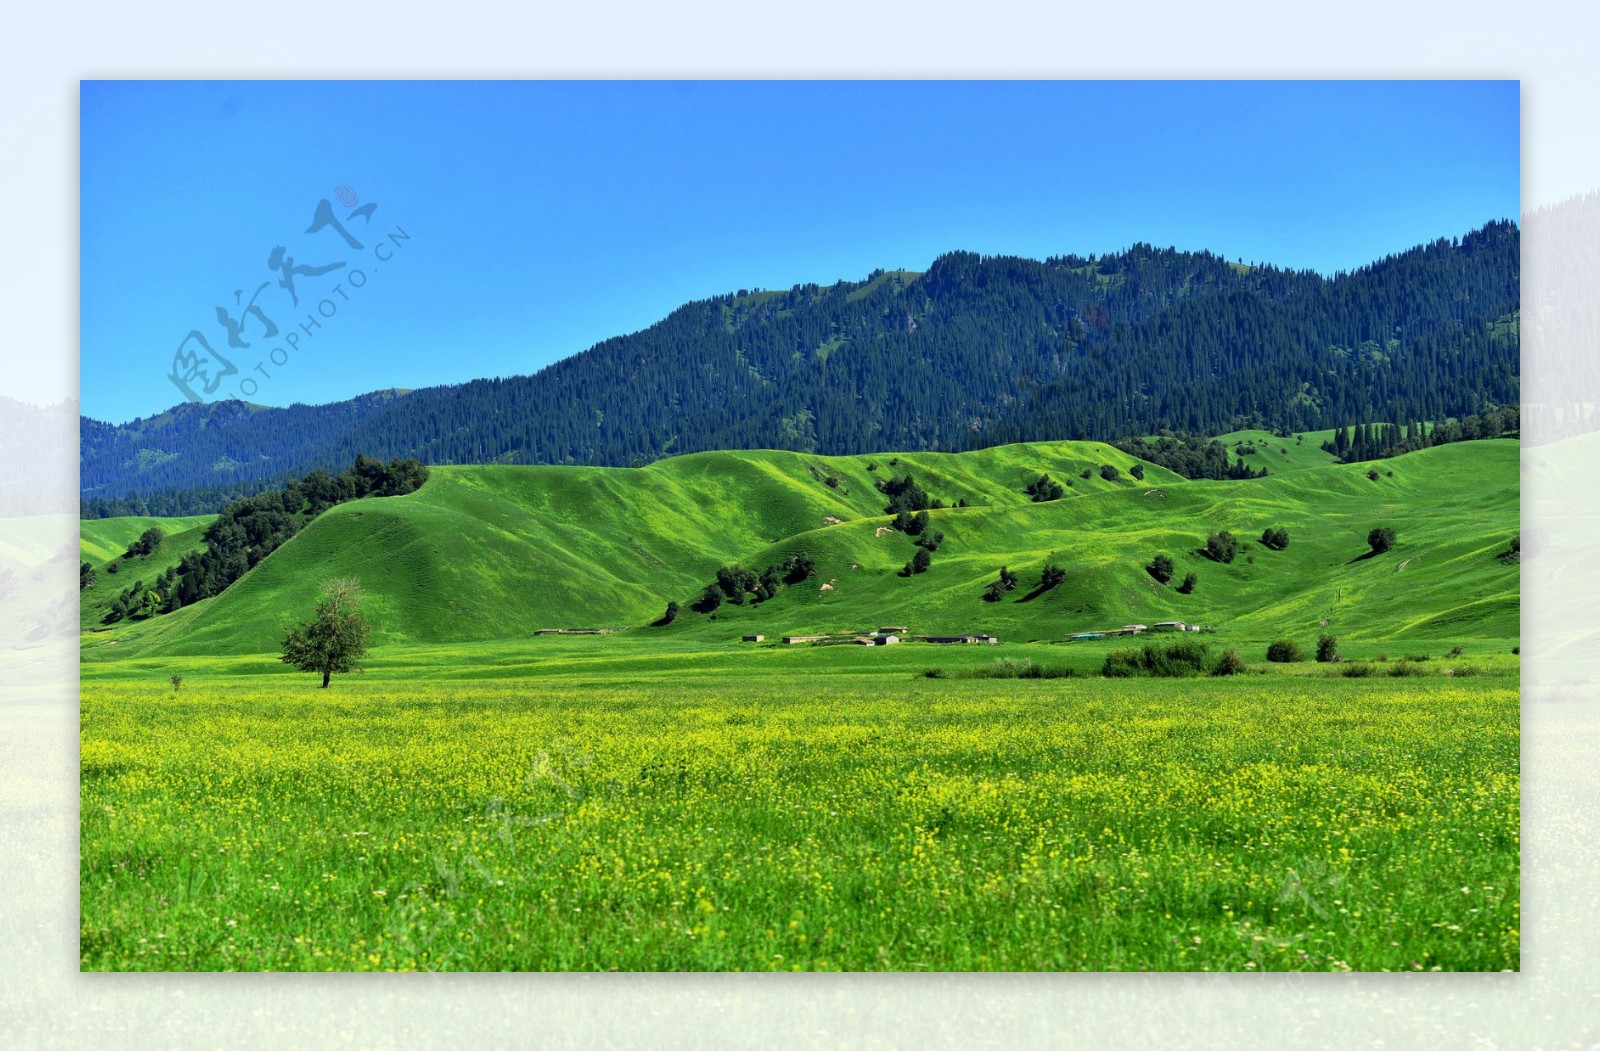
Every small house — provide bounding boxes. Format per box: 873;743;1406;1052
742;634;764;643
1152;621;1188;632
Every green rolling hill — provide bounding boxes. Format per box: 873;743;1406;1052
80;438;1518;661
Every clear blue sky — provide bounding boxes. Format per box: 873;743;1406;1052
80;80;1519;423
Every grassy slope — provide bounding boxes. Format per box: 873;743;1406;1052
84;442;1175;657
1212;429;1341;474
80;439;1517;660
79;516;213;630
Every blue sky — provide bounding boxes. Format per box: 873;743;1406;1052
80;80;1519;423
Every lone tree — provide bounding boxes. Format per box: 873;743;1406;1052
1367;526;1397;555
1260;527;1289;551
1177;571;1197;595
280;578;372;688
1038;562;1067;590
1316;634;1340;663
1147;553;1175;584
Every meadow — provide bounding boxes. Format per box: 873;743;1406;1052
78;435;1520;971
80;657;1519;972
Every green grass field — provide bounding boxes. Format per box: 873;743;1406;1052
80;666;1517;972
79;436;1521;971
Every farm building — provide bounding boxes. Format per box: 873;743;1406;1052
1122;624;1148;635
877;626;909;635
535;628;617;636
855;634;901;646
1151;621;1188;632
925;634;1000;645
742;634;764;643
782;635;829;644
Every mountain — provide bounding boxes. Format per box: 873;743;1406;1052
80;438;1518;660
81;222;1520;514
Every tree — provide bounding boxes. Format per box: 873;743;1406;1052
901;547;932;577
280;578;372;688
999;566;1019;591
1367;526;1397;554
1177;571;1197;594
1025;474;1064;502
1203;530;1238;563
1129;463;1145;480
1316;634;1340;662
1260;526;1289;551
80;561;97;591
1147;553;1175;584
659;600;679;625
916;529;944;552
1099;464;1121;482
1039;562;1066;590
982;581;1006;602
695;584;723;613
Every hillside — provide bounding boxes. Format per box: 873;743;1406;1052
79;516;214;630
81;439;1517;660
81;222;1519;512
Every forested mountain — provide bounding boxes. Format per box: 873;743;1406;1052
81;221;1519;514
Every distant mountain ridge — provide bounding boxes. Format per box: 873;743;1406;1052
81;221;1520;514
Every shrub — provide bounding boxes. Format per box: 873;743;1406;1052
1367;526;1396;554
1389;661;1428;677
1366;468;1381;481
1176;571;1197;595
1213;650;1246;676
168;674;183;692
1147;553;1175;584
915;529;944;552
1099;464;1121;482
922;667;945;679
1260;526;1289;551
1103;641;1209;678
659;600;679;625
982;581;1006;602
1316;634;1340;663
1446;665;1481;677
106;561;119;575
1512;646;1520;655
1203;530;1238;563
1447;645;1463;658
1404;654;1430;662
1266;639;1304;663
1339;663;1373;677
991;657;1039;679
1080;468;1092;479
1038;562;1066;590
1130;463;1145;480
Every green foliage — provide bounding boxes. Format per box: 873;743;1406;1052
1099;464;1121;482
1368;526;1397;554
1266;639;1304;663
1203;530;1238;564
1129;463;1145;480
1340;663;1373;677
80;561;97;591
901;547;932;577
1317;635;1340;663
915;529;944;552
1114;434;1269;481
658;601;679;626
1260;526;1289;551
279;578;372;688
1025;474;1065;502
168;674;182;692
1147;553;1175;584
1102;640;1210;678
1177;572;1197;595
1038;562;1066;590
125;526;164;559
1213;650;1245;676
879;474;931;515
